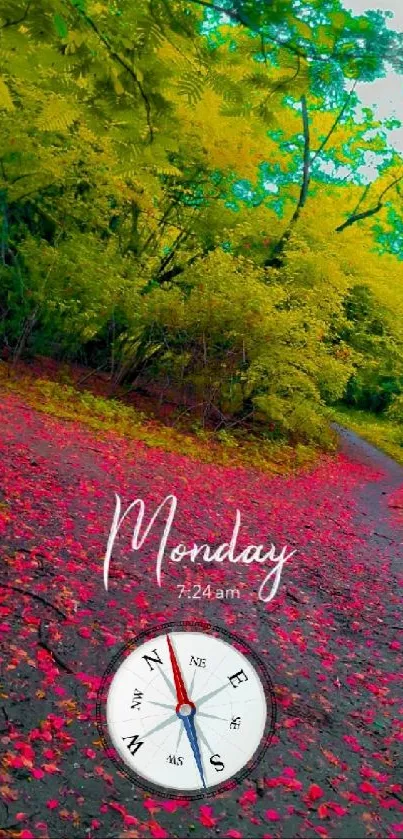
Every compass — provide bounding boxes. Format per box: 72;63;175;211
97;621;276;799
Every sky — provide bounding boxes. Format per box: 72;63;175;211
345;0;403;152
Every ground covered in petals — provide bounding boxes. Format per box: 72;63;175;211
0;392;403;839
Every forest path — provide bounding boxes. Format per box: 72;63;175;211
0;392;402;839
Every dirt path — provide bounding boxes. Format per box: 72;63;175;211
0;393;402;839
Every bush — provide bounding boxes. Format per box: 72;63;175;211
387;394;403;423
115;248;352;442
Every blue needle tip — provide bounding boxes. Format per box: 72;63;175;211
179;710;207;790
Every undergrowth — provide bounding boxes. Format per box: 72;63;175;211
0;362;324;474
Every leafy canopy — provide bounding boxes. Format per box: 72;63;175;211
1;0;403;442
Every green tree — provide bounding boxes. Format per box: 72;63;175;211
1;0;403;443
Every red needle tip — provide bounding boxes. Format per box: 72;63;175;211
167;634;194;711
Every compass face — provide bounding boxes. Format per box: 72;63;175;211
97;622;276;799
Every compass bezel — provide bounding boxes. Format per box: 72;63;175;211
96;619;277;800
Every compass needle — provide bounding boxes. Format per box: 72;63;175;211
166;634;207;788
189;667;197;696
181;713;207;790
195;720;214;757
175;719;184;750
196;683;228;708
166;634;192;706
143;713;178;739
103;625;275;797
157;665;177;699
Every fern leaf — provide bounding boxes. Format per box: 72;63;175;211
255;101;276;126
177;71;204;105
36;96;79;132
243;71;273;90
135;22;165;48
154;164;183;177
220;100;252;118
206;69;244;105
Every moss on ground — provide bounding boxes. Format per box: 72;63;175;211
0;361;322;474
330;405;403;465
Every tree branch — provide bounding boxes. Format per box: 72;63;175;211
378;175;403;204
0;1;32;29
184;0;307;59
65;1;153;143
156;231;189;276
185;0;392;76
311;81;357;165
260;33;268;64
184;0;255;28
139;199;182;255
155;249;207;285
349;182;371;217
9;183;58;203
298;94;311;211
265;94;310;265
336;175;403;233
183;0;372;65
265;54;301;102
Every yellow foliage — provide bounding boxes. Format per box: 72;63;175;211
173;89;268;177
0;76;14;110
36;96;80;132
